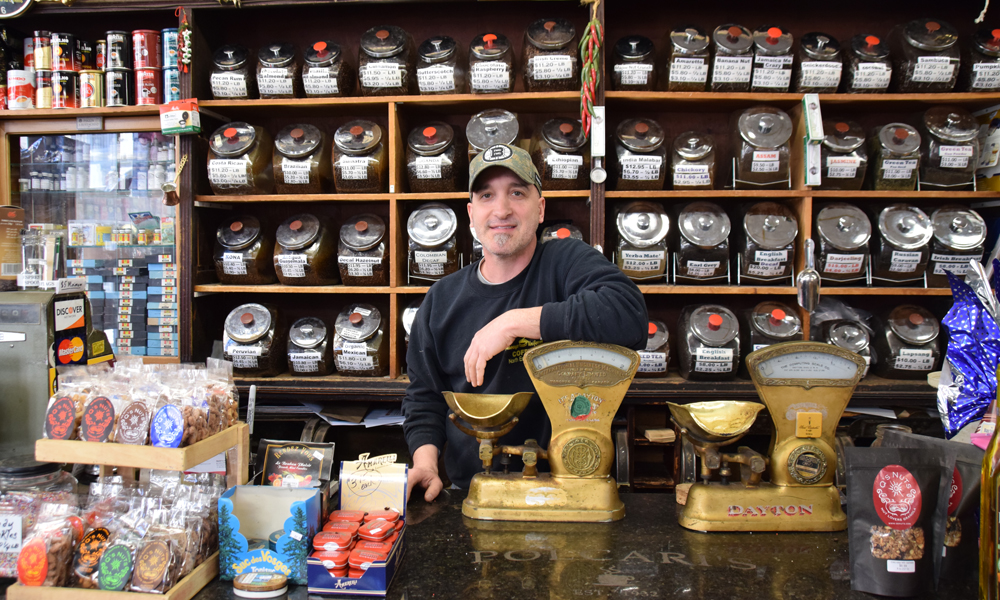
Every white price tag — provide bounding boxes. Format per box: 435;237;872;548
685;260;720;277
615;63;653;86
337;353;375;371
887;560;916;573
209;159;249;186
0;515;22;554
939;145;974;169
882;159;916;180
800;61;842;88
529;55;574;80
231;354;258;369
414;156;443;179
747;262;785;277
673;164;711;187
823;254;865;274
258;68;294;95
281;158;311;185
210;72;248;98
638;351;667;373
852;62;891;89
712;56;753;84
931;253;981;276
826;156;861;179
470;62;510;91
547;154;583;180
339;255;381;277
338;156;370;180
277;254;307;278
417;64;456;93
620;155;662;181
755;250;788;262
222;252;247;276
360;63;403;88
973;63;1000;89
669;58;708;83
896;348;934;371
889;250;922;273
621;250;665;272
342;342;368;355
912;57;955;83
290;350;322;361
303;71;340;95
695;361;734;373
696;347;733;361
415;251;447;264
752;56;793;89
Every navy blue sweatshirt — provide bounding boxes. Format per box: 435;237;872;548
401;238;648;488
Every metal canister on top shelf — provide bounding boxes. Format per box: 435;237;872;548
162;28;179;68
867;123;921;191
795;32;843;93
105;69;134;106
408;202;459;282
223;303;286;378
132;29;162;69
893;18;960;92
872;305;942;380
675;201;730;283
611;35;655;91
615;200;669;282
871;204;933;286
814;203;872;285
636;319;669;378
79;70;103;108
273;213;340;286
106;30;131;70
530;118;589;190
333;304;389;377
163;67;180;102
926;205;986;287
667;26;710;92
33;31;52;71
466;108;519;161
34;70;51;108
135;67;161;105
288;317;334;376
751;25;793;92
817;120;867;191
416;36;463;95
919;106;979;189
678;305;740;381
51;70;78;109
734;105;792;189
51;33;77;72
843;34;891;93
614;118;666;191
711;24;753;92
78;41;94;70
738;201;797;284
822;319;872;376
95;39;107;70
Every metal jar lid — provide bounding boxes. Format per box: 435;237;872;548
360;26;408;59
408;122;454;156
614;35;654;61
541;118;587;154
679;201;731;248
470;33;511;61
275;124;322;159
800;32;841;60
822;121;865;153
888;305;939;345
341;214;386;252
258;42;295;68
334;120;382;156
0;456;61;479
751;301;801;340
850;34;889;60
878;204;932;250
744;202;798;249
737;106;792;149
974;27;1000;57
402;299;421;336
876;123;921;155
617;201;669;247
526;18;576;51
335;304;382;342
825;319;871;353
305;41;342;67
903;18;958;52
225;303;272;344
646;319;669;351
816;203;872;251
690;305;739;346
276;213;322;251
210;122;257;157
467;109;519;151
217;215;262;251
213;45;250;71
418;36;457;63
674;132;714;161
289;317;328;349
407;202;457;247
713;24;753;53
923;107;978;143
753;25;793;55
616;118;665;153
931;205;986;250
670;26;709;54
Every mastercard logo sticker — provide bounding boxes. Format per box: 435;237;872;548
57;337;85;364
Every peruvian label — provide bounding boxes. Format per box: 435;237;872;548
44;396;78;440
74;528;111;579
913;56;955;83
712;55;753;83
258;68;294;95
685;260;720;277
1;515;22;554
621;155;662;180
417;64;456;93
547;154;584;180
529;55;573;80
939;145;974;169
752;150;780;173
98;543;133;591
932;253;982;276
81;397;115;442
800;61;843;88
852;62;891;89
824;253;865;274
972;63;1000;89
614;63;653;86
621;250;665;272
695;347;733;373
415;155;443;179
338;156;370;180
873;464;922;530
359;63;402;88
470;62;510;90
673;163;711;186
752;55;793;88
222;252;247;276
277;254;308;278
415;251;447;264
150;404;184;448
228;345;262;369
208;159;249;186
882;159;917;180
827;156;861;179
638;351;667;373
210;72;248;98
669;57;708;83
339;255;381;277
890;251;922;273
303;71;340;95
281;158;311;185
896;348;934;371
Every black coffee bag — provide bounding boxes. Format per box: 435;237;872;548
844;447;952;597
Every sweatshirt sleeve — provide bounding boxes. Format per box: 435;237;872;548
401;292;451;455
539;241;649;351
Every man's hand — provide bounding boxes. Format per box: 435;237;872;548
407;444;444;502
464;307;542;387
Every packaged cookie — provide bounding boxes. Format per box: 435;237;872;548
42;367;97;440
80;379;131;443
17;509;81;587
73;525;112;588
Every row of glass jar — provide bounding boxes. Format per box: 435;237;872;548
210;20;580;100
613;105;980;192
612;20;1000;94
221;302;388;378
648;301;941;381
615;200;985;288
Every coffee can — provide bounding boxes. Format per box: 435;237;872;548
106;30;131;70
51;33;78;71
52;70;79;109
80;70;103;108
33;31;52;70
105;68;133;106
162;28;178;68
132;29;162;69
135;67;160;104
78;41;94;70
96;40;107;70
7;70;35;109
163;67;180;102
0;87;7;110
23;38;35;71
35;70;52;108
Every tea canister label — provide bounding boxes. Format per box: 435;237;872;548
673;163;710;186
694;347;733;373
620;155;661;180
150;404;184;448
360;63;402;88
895;348;934;371
669;57;708;83
547;154;583;180
685;260;720;277
338;255;381;277
621;250;665;272
222;252;247;276
529;55;573;80
931;253;982;276
638;351;667;373
281;158;311;185
210;72;248;98
417;64;455;93
889;251;922;273
713;56;753;83
827;156;861;178
938;145;974;169
614;63;653;86
751;150;780;173
414;251;447;264
470;62;509;90
800;61;842;88
912;56;954;83
881;159;917;180
853;62;891;89
823;253;865;274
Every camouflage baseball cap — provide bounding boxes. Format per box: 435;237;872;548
468;143;543;195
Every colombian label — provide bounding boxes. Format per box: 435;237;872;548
415;251;447;264
338;156;370;180
415;155;443;179
277;254;307;278
669;57;708;83
939;145;974;169
874;464;921;529
470;62;509;90
615;63;653;85
547;154;584;180
913;56;955;83
824;253;864;274
417;64;456;92
685;260;720;277
360;63;402;88
222;252;247;276
258;68;294;95
620;155;661;180
800;61;842;88
896;348;934;371
303;71;339;95
209;159;249;186
638;351;667;373
890;251;922;273
529;55;573;80
852;62;891;89
281;158;311;185
621;250;665;272
972;63;1000;89
826;156;861;179
673;163;711;186
712;56;753;83
210;72;248;98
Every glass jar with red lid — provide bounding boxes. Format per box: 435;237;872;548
530;118;590;190
678;305;740;381
406;122;460;193
273;213;339;286
333;120;387;193
208;122;274;195
614;118;666;191
750;25;793;92
711;25;753;92
961;27;1000;91
223;303;286;378
303;40;355;97
636;319;669;378
867;123;921;191
214;215;277;285
358;25;414;96
540;224;584;244
273;124;333;194
872;305;942;380
338;214;388;286
333;303;389;377
817;120;867;191
893;18;960;92
844;34;892;93
522;18;579;92
469;33;514;94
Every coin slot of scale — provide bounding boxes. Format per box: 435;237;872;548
669;341;864;532
444;341;639;522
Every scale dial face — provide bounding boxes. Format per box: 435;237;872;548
748;343;865;389
525;342;638;388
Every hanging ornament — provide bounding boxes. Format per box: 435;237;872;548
176;6;192;73
578;0;603;138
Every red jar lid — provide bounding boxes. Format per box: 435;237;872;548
348;568;366;579
313;531;354;551
311;549;350;569
349;548;388;570
322;521;360;536
364;509;399;524
355;540;392;553
329;510;366;524
358;519;394;541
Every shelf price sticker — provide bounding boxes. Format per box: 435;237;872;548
277;254;307;278
931;253;982;276
823;253;865;274
669;58;708;83
303;71;339;96
912;56;955;83
211;72;249;98
695;347;733;373
470;62;510;91
209;159;250;186
414;156;443;180
638;351;666;374
258;68;294;95
852;63;891;90
827;156;861;179
751;55;793;89
751;150;780;173
685;260;720;278
972;63;1000;89
938;145;974;169
615;63;653;86
712;56;752;84
895;348;934;371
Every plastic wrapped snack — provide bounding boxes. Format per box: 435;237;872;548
42;367;101;440
17;506;82;587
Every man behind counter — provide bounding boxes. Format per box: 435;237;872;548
402;143;648;502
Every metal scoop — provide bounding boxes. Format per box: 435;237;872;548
797;238;820;313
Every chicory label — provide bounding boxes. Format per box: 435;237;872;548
873;464;921;529
151;404;184;448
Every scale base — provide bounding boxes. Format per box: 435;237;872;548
680;482;846;532
464;472;625;522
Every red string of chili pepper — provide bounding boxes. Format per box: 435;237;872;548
579;0;603;138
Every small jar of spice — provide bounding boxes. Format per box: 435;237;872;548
273;124;333;194
817;120;867;191
814;203;872;285
867;123;921;191
795;32;843;93
843;34;891;93
637;320;669;378
961;27;1000;91
614;118;666;191
208;122;274;195
530;118;589;191
920;106;979;189
303;41;355;97
611;35;655;91
338;214;388;286
469;33;514;94
408;202;460;282
417;36;464;95
522;18;579;92
893;18;960;92
287;317;333;376
358;25;414;96
211;44;255;99
467;109;519;161
274;213;340;286
223;303;286;378
407;122;461;193
734;106;792;190
616;201;669;282
711;25;753;92
667;26;709;92
751;26;793;92
333;120;387;193
214;215;277;285
671;132;715;190
257;42;300;99
333;304;389;377
871;204;932;286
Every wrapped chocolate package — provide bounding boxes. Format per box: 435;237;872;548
844;447;953;597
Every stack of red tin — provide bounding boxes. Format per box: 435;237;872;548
310;508;402;579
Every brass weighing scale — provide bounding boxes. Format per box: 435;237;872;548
669;341;865;532
444;340;639;522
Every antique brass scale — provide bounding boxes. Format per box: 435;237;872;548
670;341;865;532
444;340;638;522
